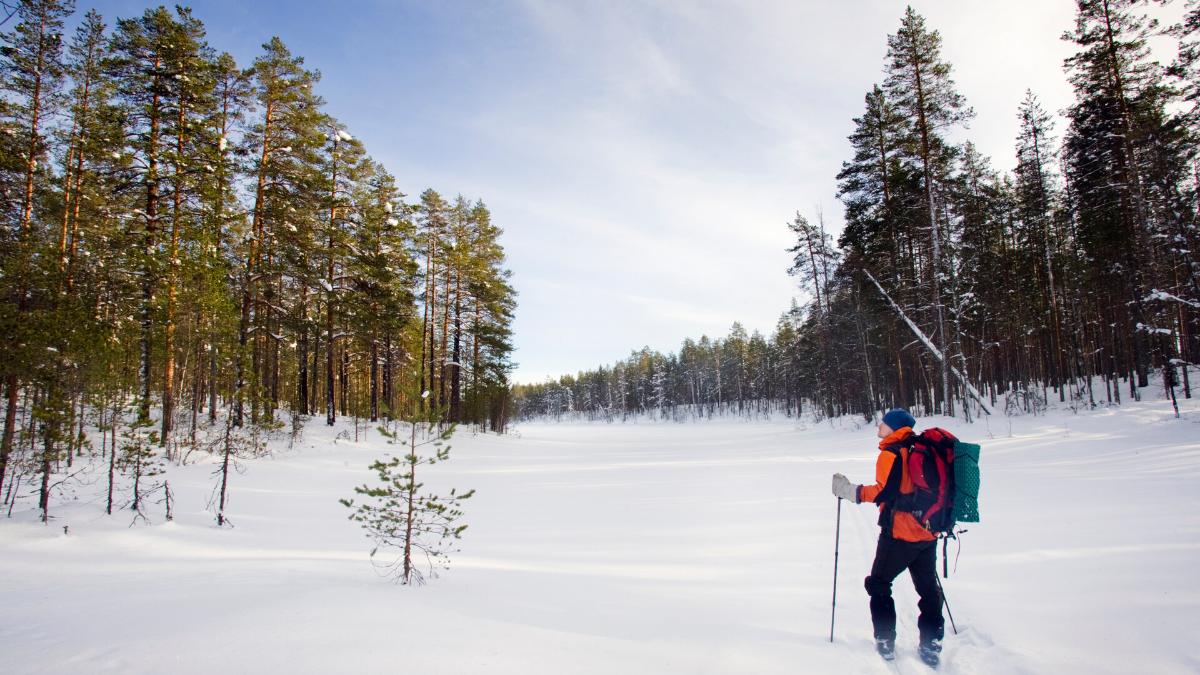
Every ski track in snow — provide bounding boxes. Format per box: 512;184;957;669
2;395;1199;674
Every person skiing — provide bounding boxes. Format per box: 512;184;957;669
831;408;945;667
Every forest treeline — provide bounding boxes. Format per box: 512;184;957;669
514;1;1199;423
0;1;516;520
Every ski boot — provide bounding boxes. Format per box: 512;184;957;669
875;637;896;661
918;638;942;669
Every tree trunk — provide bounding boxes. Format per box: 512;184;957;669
298;284;309;415
106;412;116;515
908;51;952;416
217;416;233;526
370;338;379;422
403;422;418;583
339;348;349;416
325;140;338;426
424;223;439;413
0;376;18;493
19;7;48;236
209;342;218;424
140;57;164;424
270;272;282;416
237;100;274;427
451;267;463;423
65;53;95;291
163;95;188;447
190;333;201;443
438;264;452;416
311;326;320;417
383;331;393;421
471;299;482;426
39;407;55;524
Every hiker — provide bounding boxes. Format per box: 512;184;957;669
831;408;944;667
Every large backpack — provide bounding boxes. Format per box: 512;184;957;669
901;428;982;534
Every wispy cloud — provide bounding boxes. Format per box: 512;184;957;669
213;0;1179;383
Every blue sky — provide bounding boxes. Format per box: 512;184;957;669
87;0;1183;384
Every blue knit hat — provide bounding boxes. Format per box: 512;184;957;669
882;408;916;431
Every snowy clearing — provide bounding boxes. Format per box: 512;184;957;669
2;396;1199;674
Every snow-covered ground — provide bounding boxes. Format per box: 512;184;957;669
2;393;1199;674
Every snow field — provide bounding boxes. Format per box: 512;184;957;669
1;395;1199;674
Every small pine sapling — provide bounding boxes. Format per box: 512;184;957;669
117;417;164;523
289;411;308;450
34;389;73;523
211;405;269;527
342;413;474;585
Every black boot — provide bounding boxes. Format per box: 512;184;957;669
918;638;942;668
875;637;896;661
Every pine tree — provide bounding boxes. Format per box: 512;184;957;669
192;51;250;432
463;200;516;430
239;36;324;427
417;189;449;415
59;8;105;290
341;411;474;585
347;163;415;423
786;211;841;415
0;0;74;503
836;85;909;276
116;415;162;520
318;120;366;426
1063;0;1187;395
884;6;974;415
109;6;206;424
1015;90;1070;396
158;7;216;450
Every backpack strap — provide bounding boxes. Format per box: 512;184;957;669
881;434;919;517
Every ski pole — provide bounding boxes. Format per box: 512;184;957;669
830;496;842;643
934;572;958;635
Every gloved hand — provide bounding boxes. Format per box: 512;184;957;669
832;473;859;502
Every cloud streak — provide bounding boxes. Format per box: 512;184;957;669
181;0;1179;384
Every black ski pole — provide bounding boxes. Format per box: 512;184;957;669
934;571;958;635
830;496;842;643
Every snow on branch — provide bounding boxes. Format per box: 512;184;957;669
1135;323;1173;336
1143;289;1200;309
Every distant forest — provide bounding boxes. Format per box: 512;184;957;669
515;2;1200;423
0;1;517;517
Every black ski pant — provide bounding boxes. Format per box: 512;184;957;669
864;532;944;644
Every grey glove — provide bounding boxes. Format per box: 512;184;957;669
832;473;859;502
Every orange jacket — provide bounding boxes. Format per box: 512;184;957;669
857;427;936;543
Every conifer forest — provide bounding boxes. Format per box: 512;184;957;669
0;1;517;521
514;2;1200;425
5;0;1199;487
5;2;1200;673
